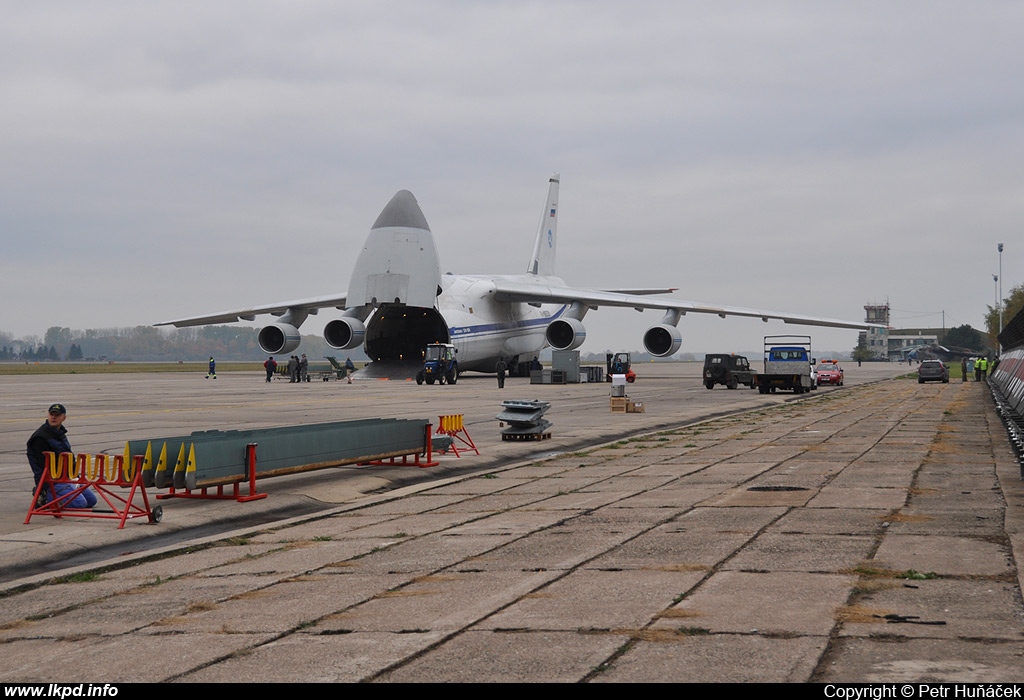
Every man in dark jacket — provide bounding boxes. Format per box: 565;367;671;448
27;403;96;508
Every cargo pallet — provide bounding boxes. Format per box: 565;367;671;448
501;431;552;442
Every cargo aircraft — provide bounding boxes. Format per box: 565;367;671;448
157;175;871;374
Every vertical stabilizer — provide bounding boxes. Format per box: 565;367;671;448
527;174;559;276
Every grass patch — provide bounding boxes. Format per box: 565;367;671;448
851;579;900;595
411;574;461;584
887;513;933;523
376;589;435;598
661;608;701;619
676;626;711;635
847;565;938;580
659;564;710;574
187;601;218;613
219;536;251;546
836;605;894;624
142;575;172;587
899;569;938;580
54;571;100;584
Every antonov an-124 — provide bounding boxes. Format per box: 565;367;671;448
157;175;871;375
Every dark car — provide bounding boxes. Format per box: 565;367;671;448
918;359;949;384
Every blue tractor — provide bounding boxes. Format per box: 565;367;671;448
417;343;459;385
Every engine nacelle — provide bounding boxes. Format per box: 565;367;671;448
643;324;682;357
324;318;366;350
545;318;587;351
258;323;301;355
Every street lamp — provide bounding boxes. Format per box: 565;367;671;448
998;243;1003;339
993;273;1000;354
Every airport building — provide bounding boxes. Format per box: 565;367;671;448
858;303;940;361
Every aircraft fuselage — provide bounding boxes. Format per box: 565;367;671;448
364;273;568;372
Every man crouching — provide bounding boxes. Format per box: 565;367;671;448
27;403;97;509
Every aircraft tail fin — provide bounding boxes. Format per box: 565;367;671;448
527;174;559;276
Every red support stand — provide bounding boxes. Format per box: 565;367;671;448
360;424;439;468
156;443;268;502
436;414;480;457
25;454;161;529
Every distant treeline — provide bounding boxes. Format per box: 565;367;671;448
0;325;368;363
1;326;767;364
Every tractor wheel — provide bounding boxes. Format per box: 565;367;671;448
416;372;424;385
448;370;458;385
704;380;714;390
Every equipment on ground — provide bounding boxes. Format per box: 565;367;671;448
605;352;636;383
496;400;552;441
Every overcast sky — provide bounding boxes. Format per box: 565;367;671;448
2;1;1021;355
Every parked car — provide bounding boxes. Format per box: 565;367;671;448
816;360;844;386
918;359;949;384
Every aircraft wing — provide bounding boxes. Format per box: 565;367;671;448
599;288;678;295
155;294;349;328
491;281;872;330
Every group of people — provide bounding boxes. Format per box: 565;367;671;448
970;356;994;382
288;354;309;383
262;355;357;383
261;354;309;382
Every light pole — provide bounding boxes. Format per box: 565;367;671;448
998;243;1003;340
993;273;999;354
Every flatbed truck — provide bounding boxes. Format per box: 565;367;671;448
754;335;815;394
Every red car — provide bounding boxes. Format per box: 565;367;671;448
816;360;844;386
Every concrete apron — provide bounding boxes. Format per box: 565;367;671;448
0;379;1021;683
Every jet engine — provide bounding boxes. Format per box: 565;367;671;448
643;324;682;357
545;318;586;351
258;323;301;355
324;318;366;350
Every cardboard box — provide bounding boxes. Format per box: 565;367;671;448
626;401;645;414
